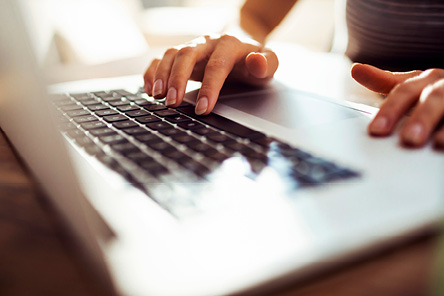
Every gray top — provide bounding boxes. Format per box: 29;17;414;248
345;0;444;70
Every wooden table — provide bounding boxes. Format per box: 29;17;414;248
0;126;441;296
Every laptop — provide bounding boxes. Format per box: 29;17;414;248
1;1;443;295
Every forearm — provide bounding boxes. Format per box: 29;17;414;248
240;0;298;44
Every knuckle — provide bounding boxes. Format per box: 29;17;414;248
176;46;195;58
393;80;417;95
163;48;178;58
427;84;444;97
422;68;444;80
219;34;240;44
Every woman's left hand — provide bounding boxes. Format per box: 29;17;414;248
351;63;444;149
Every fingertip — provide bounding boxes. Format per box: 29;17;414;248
195;96;209;115
368;115;392;136
246;52;268;79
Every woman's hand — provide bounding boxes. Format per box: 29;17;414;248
143;34;279;115
351;63;444;149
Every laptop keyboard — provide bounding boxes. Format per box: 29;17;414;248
53;88;359;217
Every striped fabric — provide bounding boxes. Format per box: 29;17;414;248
345;0;444;71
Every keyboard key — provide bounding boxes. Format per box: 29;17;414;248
224;142;256;155
80;121;108;130
111;142;138;154
177;121;205;130
101;96;123;102
142;104;167;111
138;160;169;176
146;141;176;153
135;115;161;124
95;109;119;116
135;133;162;144
146;121;173;130
66;129;85;139
89;128;116;137
154;109;179;117
76;136;94;147
134;99;152;106
84;145;104;156
192;127;217;136
173;135;199;145
178;106;265;139
87;104;109;111
126;110;150;118
126;151;153;162
66;109;90;117
99;134;127;145
252;137;273;147
73;115;98;123
81;99;100;106
113;120;139;129
162;149;189;161
159;128;187;138
117;105;140;112
109;100;131;107
103;114;128;122
122;126;149;135
179;158;210;176
187;142;216;154
165;115;192;123
206;133;235;144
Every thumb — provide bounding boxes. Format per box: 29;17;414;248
245;51;279;82
351;63;422;94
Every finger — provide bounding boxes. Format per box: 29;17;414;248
368;69;444;136
152;48;179;99
245;50;278;80
195;35;247;115
165;41;215;107
433;123;444;150
400;79;444;147
143;59;160;96
351;63;422;94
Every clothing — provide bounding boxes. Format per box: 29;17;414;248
346;0;444;71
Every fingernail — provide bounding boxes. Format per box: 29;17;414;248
370;116;389;134
404;123;425;145
152;79;163;97
165;87;177;106
195;97;208;115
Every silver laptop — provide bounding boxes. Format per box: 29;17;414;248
1;1;443;295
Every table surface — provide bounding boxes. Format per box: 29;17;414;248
1;46;443;296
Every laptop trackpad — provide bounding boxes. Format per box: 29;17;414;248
216;86;362;129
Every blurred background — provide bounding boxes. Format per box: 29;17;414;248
19;0;335;83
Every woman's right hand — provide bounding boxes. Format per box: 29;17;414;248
143;34;279;115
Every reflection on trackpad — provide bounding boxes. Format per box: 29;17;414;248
217;87;362;129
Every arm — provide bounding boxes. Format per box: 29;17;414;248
240;0;298;43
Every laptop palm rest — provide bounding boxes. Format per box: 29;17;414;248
185;83;363;129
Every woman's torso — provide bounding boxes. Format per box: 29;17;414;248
346;0;444;70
